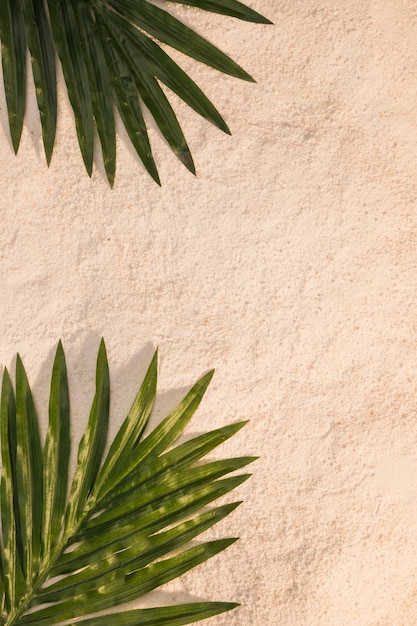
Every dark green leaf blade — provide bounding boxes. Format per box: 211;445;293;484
75;2;116;185
21;539;237;624
100;420;250;502
46;0;94;176
95;16;160;184
64;339;110;533
15;355;43;584
94;369;214;499
42;341;70;560
68;601;239;626
141;41;231;135
0;0;26;153
35;502;239;602
135;70;195;174
164;0;272;23
20;0;57;163
93;349;158;499
74;472;251;547
125;369;215;462
97;11;194;173
52;462;250;571
101;11;230;134
0;368;24;611
103;0;255;81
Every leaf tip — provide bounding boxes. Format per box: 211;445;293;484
151;169;162;186
44;144;53;167
98;338;108;357
226;536;239;548
204;368;215;384
215;115;231;135
177;145;196;175
2;366;10;385
54;340;66;366
15;353;28;385
9;122;23;155
224;500;244;514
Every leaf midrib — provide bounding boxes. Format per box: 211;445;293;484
4;493;99;626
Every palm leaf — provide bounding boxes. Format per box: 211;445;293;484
0;0;26;153
42;341;70;561
46;0;94;175
0;341;255;625
14;355;43;586
0;0;271;185
19;0;57;164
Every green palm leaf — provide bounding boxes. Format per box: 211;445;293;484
0;341;255;625
0;0;271;185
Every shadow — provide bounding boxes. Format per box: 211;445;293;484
22;75;44;160
29;333;155;449
106;339;156;442
26;335;216;464
27;332;103;445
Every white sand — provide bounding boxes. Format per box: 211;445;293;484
1;0;417;623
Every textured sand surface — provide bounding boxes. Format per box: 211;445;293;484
1;0;417;623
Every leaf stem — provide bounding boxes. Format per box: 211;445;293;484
4;495;98;626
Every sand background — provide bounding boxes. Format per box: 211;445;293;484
1;0;417;623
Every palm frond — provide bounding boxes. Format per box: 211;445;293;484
0;0;271;185
0;341;255;625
